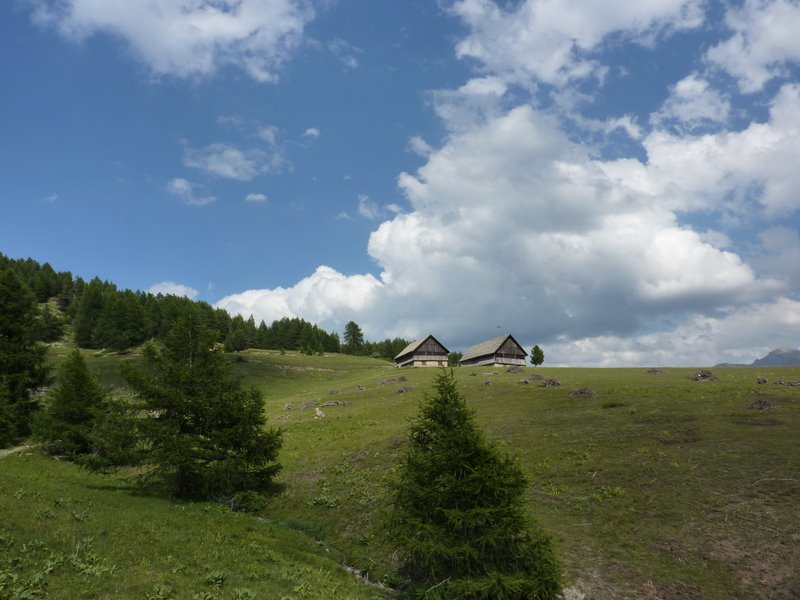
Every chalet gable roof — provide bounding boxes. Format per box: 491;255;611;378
394;334;448;360
461;334;527;362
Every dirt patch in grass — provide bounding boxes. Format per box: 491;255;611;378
704;532;800;598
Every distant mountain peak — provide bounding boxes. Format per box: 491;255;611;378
751;348;800;367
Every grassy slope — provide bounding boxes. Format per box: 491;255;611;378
239;353;800;599
3;349;799;598
0;452;387;600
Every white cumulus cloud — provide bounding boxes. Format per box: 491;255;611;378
651;74;731;130
706;0;800;93
449;0;705;85
604;84;800;217
31;0;313;82
216;266;382;332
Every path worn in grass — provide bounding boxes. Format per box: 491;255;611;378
0;444;33;458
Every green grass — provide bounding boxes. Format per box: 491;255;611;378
4;350;800;598
0;450;388;599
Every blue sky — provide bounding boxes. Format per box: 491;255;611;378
2;0;799;365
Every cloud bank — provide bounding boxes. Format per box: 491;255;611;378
217;96;795;364
31;0;313;82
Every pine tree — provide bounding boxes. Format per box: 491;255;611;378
122;306;282;498
531;345;545;366
0;269;49;446
388;370;562;599
33;349;107;457
343;321;364;355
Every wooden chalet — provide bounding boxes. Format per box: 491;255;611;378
459;334;527;367
394;334;449;368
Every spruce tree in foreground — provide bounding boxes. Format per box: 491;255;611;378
33;349;107;458
122;307;282;498
388;369;562;599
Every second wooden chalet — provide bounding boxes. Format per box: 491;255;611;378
459;334;527;367
394;334;449;367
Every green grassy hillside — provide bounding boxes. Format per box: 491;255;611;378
3;349;799;598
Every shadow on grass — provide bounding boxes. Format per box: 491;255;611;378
85;478;288;505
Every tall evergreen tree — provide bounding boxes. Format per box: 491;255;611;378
0;269;49;446
33;349;107;457
388;370;562;599
122;306;282;498
343;321;364;355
